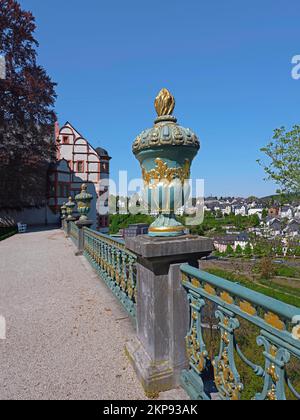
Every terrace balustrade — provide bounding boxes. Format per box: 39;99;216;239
180;264;300;401
83;228;137;319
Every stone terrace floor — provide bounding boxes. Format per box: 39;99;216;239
0;228;186;400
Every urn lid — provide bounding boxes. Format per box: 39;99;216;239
132;88;200;155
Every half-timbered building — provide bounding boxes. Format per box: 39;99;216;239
48;122;110;232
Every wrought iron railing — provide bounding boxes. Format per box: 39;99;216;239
83;228;137;319
180;264;300;401
69;221;79;246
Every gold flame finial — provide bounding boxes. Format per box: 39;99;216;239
154;88;175;117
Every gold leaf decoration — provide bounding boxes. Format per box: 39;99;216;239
267;364;279;383
192;278;201;288
182;273;189;283
142;158;191;186
154;88;175;117
239;301;256;316
264;312;285;331
204;284;216;296
267;385;277;401
220;292;234;305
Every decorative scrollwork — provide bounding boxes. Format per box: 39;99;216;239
264;312;285;331
213;311;243;400
142;158;191;186
186;299;208;376
255;336;291;401
180;266;300;401
83;228;137;319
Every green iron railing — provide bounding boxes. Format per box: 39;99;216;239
69;221;79;246
180;264;300;401
83;228;137;320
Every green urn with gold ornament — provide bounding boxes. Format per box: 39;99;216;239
75;184;93;222
61;203;67;220
65;196;76;221
132;88;200;237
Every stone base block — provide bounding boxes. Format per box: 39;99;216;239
126;338;178;398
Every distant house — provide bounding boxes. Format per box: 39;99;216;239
234;233;249;250
220;204;232;216
284;219;300;237
234;205;248;216
213;233;249;253
294;205;300;220
269;207;280;218
267;218;282;236
248;206;264;219
213;236;235;253
280;206;294;220
50;122;111;232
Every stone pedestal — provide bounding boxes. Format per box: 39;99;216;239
125;235;213;396
66;217;76;237
75;219;93;256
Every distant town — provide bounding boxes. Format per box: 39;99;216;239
200;195;300;257
113;194;300;258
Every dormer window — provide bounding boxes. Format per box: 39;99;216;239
62;136;69;144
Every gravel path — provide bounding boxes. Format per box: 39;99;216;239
0;228;148;400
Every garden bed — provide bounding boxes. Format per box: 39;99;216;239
0;226;18;242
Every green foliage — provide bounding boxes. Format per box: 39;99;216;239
225;245;234;256
257;257;276;280
205;267;300;307
275;264;300;279
244;243;253;258
258;125;300;194
0;226;17;241
252;238;273;257
0;0;57;210
189;212;261;236
234;244;243;257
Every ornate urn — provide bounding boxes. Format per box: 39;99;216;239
132;88;200;237
61;203;67;220
65;196;76;221
75;184;93;222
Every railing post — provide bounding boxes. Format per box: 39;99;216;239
75;221;93;256
125;235;213;396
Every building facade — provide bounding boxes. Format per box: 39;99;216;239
48;122;110;232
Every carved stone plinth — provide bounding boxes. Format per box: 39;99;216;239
66;217;77;237
125;235;213;395
75;219;93;256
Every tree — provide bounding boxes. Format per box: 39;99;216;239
258;126;300;195
295;246;300;257
235;244;243;257
258;257;276;280
225;245;234;256
0;0;57;209
244;243;253;258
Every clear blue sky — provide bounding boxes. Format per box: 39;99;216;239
21;0;300;197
